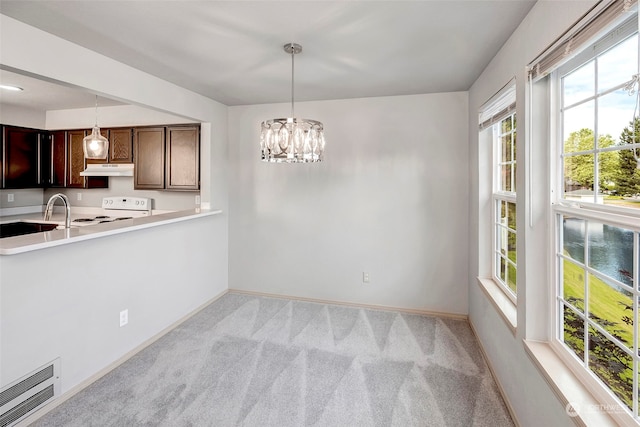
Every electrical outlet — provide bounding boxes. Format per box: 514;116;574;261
7;193;14;202
77;193;82;201
363;272;370;283
119;309;128;327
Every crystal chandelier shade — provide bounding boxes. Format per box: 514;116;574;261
261;118;325;163
83;95;109;159
260;43;325;163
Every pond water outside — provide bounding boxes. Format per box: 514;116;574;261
563;218;635;287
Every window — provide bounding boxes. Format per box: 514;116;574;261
493;114;517;299
477;82;517;329
559;20;640;210
554;15;640;418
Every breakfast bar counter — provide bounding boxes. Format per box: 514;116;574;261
0;208;222;255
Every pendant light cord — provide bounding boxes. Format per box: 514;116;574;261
291;47;295;119
94;95;99;127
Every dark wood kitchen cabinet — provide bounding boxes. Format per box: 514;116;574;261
108;128;133;163
67;130;86;188
48;130;67;187
1;125;45;188
134;125;199;191
86;127;133;165
48;129;108;189
134;127;165;189
166;126;199;190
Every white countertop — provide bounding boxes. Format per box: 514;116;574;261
0;207;222;255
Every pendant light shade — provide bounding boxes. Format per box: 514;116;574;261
83;126;109;159
260;43;325;163
83;95;109;159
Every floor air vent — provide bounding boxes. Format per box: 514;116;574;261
0;359;60;427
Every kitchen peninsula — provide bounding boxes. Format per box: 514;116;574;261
0;208;221;255
0;203;228;408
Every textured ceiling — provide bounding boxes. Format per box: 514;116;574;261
0;0;536;109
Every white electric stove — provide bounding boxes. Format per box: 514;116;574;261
71;197;152;227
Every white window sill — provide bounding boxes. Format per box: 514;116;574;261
524;340;625;427
477;277;517;334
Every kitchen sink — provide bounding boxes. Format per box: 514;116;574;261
0;221;59;238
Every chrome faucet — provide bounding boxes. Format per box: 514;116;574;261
44;193;71;228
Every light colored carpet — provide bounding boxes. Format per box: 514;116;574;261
31;293;514;426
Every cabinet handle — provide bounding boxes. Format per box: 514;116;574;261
1;128;5;188
37;133;42;185
49;134;54;185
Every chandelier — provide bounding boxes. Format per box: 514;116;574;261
83;95;109;159
260;43;325;163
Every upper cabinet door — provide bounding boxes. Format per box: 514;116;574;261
86;129;109;165
166;126;199;191
134;127;165;190
2;126;42;189
86;127;132;165
66;129;108;189
109;128;133;163
50;130;67;187
67;130;86;188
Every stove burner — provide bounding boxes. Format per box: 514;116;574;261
97;217;133;223
71;206;145;226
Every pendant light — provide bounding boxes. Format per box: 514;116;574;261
83;95;109;159
260;43;325;163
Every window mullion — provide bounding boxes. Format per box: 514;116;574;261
583;219;590;366
634;230;639;416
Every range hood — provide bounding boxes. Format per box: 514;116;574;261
80;163;134;177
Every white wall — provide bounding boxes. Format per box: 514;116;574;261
228;92;469;314
468;1;597;426
0;189;43;209
0;104;45;129
45;104;196;129
0;216;227;392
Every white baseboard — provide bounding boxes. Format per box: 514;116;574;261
229;288;469;320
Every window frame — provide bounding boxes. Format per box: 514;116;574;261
551;18;640;421
492;113;518;303
556;17;640;213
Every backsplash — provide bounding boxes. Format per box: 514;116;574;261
0;182;199;212
0;189;44;208
42;177;199;211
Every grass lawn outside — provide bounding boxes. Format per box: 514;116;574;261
605;196;640;209
562;254;634;409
